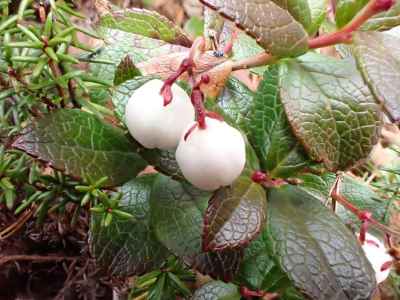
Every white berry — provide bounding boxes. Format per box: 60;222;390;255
359;232;393;284
125;79;195;150
176;117;246;191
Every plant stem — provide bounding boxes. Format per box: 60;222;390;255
232;52;276;71
48;60;66;107
331;175;400;238
309;0;395;49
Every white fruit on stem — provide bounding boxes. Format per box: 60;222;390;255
176;117;246;191
358;232;393;284
125;79;195;150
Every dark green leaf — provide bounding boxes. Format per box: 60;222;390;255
191;250;243;282
279;53;381;171
114;55;142;86
353;31;400;122
248;66;309;177
335;0;369;28
236;227;305;300
140;148;185;180
89;175;169;276
192;281;241;300
150;175;211;259
267;185;377;300
150;175;242;281
99;9;192;47
200;0;309;57
203;176;266;251
13;109;146;186
216;76;254;132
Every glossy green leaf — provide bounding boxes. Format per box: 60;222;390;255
336;0;369;28
192;250;243;282
150;175;211;259
112;76;157;122
200;0;309;57
203;176;266;251
248;66;309;177
353;31;400;122
141;148;184;181
149;175;243;281
279;53;381;171
114;55;142;86
216;76;255;132
13;109;146;186
363;2;400;30
192;281;241;300
267;185;377;300
99;9;192;47
236;227;305;300
272;0;328;35
89;175;169;276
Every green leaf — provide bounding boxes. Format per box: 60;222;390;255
184;16;204;39
13;109;146;186
267;185;377;300
231;32;268;75
192;281;241;300
90;28;187;84
192;250;243;282
98;8;192;47
353;31;400;122
216;76;255;132
363;1;400;31
89;175;170;276
336;0;369;28
279;52;381;171
236;227;305;300
150;175;211;259
248;66;309;178
140;148;184;180
203;176;266;251
114;55;142;86
200;0;309;57
112;76;157;122
272;0;328;35
149;175;243;281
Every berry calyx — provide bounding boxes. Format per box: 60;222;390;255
176;117;246;191
125;79;195;150
358;232;393;284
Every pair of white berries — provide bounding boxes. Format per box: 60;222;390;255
359;232;393;284
125;79;246;191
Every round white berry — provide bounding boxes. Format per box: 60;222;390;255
359;232;393;284
176;117;246;191
125;79;195;150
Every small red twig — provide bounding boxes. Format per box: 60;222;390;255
309;0;395;49
330;176;400;239
240;286;279;300
251;171;287;188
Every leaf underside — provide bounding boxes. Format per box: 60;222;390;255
192;281;241;300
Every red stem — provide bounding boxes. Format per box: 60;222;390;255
309;0;395;49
